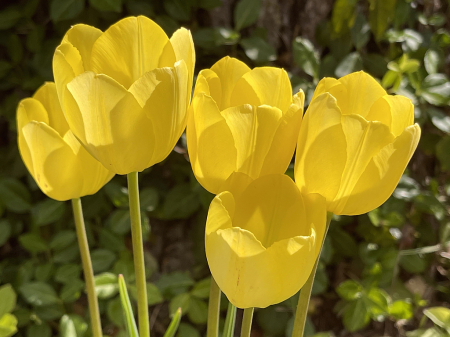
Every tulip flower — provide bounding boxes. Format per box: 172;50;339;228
17;82;114;201
53;16;195;175
187;56;304;194
295;71;421;216
205;174;326;308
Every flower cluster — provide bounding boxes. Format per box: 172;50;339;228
16;15;420;324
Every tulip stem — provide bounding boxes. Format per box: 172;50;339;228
240;308;254;337
71;198;102;337
207;277;221;337
127;172;150;337
223;301;237;337
292;212;333;337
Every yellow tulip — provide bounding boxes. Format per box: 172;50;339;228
17;82;114;201
187;56;304;194
53;16;195;175
205;174;326;308
295;71;421;216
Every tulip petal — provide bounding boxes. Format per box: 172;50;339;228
221;104;282;179
21;121;81;201
170;28;195;98
329;71;386;118
130;61;189;166
66;71;153;174
17;98;49;130
295;93;347;203
340;124;421;215
330;115;395;214
187;93;237;194
310;77;340;102
367;95;414;137
194;69;222;108
90;16;176;88
210;56;251;110
32;82;69;136
260;90;304;176
230;67;292;113
303;193;327;256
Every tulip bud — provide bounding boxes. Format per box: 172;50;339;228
205;174;327;308
187;56;304;194
53;16;195;175
17;82;114;201
295;71;421;215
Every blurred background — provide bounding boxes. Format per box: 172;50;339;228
0;0;449;336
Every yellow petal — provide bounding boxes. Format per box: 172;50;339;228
303;193;327;256
259;90;304;176
21;121;81;201
210;56;250;110
339;124;421;215
330;115;394;214
221;104;282;179
310;77;340;102
206;174;321;308
90;16;176;88
367;95;414;137
329;71;387;118
187;93;237;194
295;93;347;203
230;67;292;112
17;98;49;130
170;28;195;97
130;61;189;166
194;69;222;108
66;72;153;174
61;24;102;71
32;82;69;136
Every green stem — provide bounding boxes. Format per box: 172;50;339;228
71;198;102;337
223;302;237;337
292;212;333;337
127;172;150;337
207;277;221;337
240;308;254;337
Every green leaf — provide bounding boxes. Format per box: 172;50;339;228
50;231;77;251
104;182;129;208
19;233;48;253
118;275;139;337
107;209;131;235
198;0;222;9
425;49;442;75
140;188;159;212
368;0;397;41
164;0;191;21
59;315;83;337
436;136;450;171
162;184;200;219
35;263;53;282
389;300;413;320
0;313;18;337
19;282;59;306
89;0;122;12
146;283;164;306
424;307;450;333
292;37;320;79
0;220;11;247
26;323;51;337
335;52;363;77
400;254;427;273
336;280;363;301
191;278;211;299
234;0;261;31
176;323;200;337
170;293;190;316
351;14;371;50
421;74;450;106
240;37;276;63
50;0;84;22
91;249;116;273
94;273;119;299
187;297;208;324
342;298;370;332
331;0;358;35
0;8;22;30
60;280;84;303
0;178;31;213
163;308;182;337
428;108;450;134
32;199;65;226
0;285;16;318
365;288;389;319
222;302;237;337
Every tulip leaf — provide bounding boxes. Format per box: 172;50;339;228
222;302;237;337
163;308;182;337
424;307;450;333
118;275;139;337
50;0;85;22
234;0;261;31
89;0;122;12
368;0;397;41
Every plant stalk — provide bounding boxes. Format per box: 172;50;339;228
223;301;237;337
71;198;102;337
207;277;221;337
292;212;333;337
240;307;254;337
127;172;150;337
